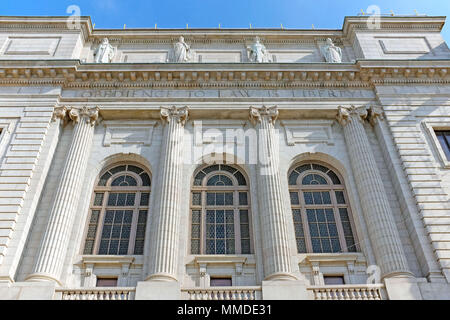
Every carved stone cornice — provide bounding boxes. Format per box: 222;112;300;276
68;106;100;126
160;106;189;125
336;105;368;126
0;61;448;88
249;105;278;125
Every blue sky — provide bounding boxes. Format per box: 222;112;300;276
2;0;450;42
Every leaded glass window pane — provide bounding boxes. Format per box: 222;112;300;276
335;191;346;204
99;210;132;255
239;192;248;205
327;170;341;184
291;163;356;254
134;210;147;254
290;192;300;205
140;173;151;186
192;192;201;206
191;209;202;254
207;174;233;186
98;172;111;186
234;171;247;185
109;165;126;175
140;193;150;206
339;208;356;252
307;208;340;253
86;164;151;256
194;171;206;186
289;171;299;185
191;165;250;254
292;209;307;253
83;210;100;254
111;175;137;187
240;210;250;254
93;193;104;206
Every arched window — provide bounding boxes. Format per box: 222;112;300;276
288;162;358;254
190;164;252;255
83;163;151;255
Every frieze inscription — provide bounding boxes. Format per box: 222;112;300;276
62;88;375;99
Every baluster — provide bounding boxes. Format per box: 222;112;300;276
315;290;321;300
356;288;362;300
375;289;381;300
361;289;368;300
344;288;351;300
367;289;374;300
333;289;339;300
348;288;356;300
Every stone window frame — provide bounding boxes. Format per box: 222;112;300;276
190;164;253;255
422;120;450;168
82;162;151;256
288;162;359;254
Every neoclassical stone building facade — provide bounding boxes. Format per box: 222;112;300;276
0;15;449;300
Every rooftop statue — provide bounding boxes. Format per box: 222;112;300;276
247;37;272;63
321;38;342;63
173;36;194;62
93;38;116;63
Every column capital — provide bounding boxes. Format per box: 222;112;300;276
160;106;189;126
249;105;278;126
336;105;368;126
68;106;100;126
52;106;68;124
367;105;384;126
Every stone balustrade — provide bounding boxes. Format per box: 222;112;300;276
308;284;385;300
55;287;135;300
181;287;262;300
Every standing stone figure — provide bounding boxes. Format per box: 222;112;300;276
93;38;116;63
247;36;272;63
321;38;342;63
173;36;193;62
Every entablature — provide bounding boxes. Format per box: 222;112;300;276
0;59;448;88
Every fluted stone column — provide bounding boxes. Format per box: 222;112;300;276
146;106;188;282
337;105;412;279
26;106;99;284
250;106;296;281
